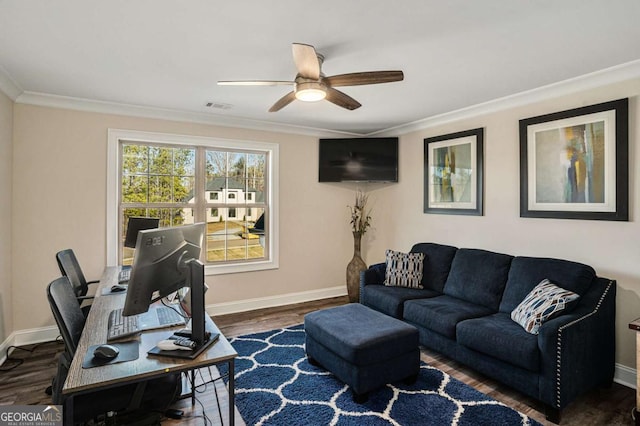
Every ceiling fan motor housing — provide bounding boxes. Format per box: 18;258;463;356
294;77;327;101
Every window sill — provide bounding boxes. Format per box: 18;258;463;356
205;259;278;276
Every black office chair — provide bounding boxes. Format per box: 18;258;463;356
55;249;100;316
46;277;181;423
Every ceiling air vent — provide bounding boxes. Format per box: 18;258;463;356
205;102;233;110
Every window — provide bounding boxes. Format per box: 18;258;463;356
107;129;279;275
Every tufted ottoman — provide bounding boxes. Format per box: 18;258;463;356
304;303;420;402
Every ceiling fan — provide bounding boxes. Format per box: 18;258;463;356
218;43;404;112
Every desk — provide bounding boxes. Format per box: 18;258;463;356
63;266;238;425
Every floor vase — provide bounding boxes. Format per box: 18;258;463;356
346;232;367;303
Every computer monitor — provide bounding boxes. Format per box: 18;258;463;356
124;217;160;249
122;223;205;317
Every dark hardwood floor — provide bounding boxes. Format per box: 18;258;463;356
0;296;634;425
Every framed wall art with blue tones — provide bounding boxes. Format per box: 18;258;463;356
424;128;484;216
519;98;628;221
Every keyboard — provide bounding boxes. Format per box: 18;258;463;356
107;306;185;341
107;309;138;341
118;268;131;283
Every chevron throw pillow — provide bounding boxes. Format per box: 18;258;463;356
384;249;425;289
511;279;580;334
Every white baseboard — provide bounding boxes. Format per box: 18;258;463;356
614;362;637;389
205;285;347;316
0;325;61;365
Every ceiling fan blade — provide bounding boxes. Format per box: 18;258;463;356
292;43;320;80
218;80;293;86
325;71;404;87
325;88;361;110
268;91;296;112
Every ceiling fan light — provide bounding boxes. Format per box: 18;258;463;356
295;81;327;102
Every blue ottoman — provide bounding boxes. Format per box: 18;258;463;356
304;303;419;401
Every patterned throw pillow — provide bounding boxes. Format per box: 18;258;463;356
511;279;580;334
384;250;425;289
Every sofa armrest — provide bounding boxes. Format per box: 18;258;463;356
359;263;386;303
537;277;616;411
361;263;385;286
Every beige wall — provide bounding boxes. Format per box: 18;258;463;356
7;77;640;370
12;104;356;332
0;91;12;341
364;78;640;369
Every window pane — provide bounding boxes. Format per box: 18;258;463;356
122;175;149;203
247;179;265;202
247;153;266;184
148;146;173;174
228;153;246;179
175;148;195;176
176;176;195;203
206;151;227;177
122;144;149;175
204;208;265;262
149;175;173;202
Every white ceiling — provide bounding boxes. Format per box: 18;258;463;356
1;0;640;136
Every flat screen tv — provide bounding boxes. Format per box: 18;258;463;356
319;137;398;182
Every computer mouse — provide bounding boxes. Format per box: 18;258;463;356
93;344;120;360
111;284;127;293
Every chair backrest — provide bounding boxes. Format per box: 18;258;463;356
56;249;89;298
47;276;86;356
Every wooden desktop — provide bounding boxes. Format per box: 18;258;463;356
62;266;238;425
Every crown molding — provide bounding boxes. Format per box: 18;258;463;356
9;59;640;138
14;91;361;138
369;59;640;137
0;65;23;101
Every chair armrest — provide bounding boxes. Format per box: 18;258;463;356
537;277;616;410
77;295;95;301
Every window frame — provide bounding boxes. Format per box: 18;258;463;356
107;129;279;275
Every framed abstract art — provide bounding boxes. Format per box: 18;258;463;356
519;98;628;221
424;128;484;216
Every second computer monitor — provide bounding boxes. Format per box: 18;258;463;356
124;217;160;249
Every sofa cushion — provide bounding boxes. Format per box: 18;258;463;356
457;313;540;372
403;295;494;339
443;249;513;311
384;249;425;289
511;279;580;334
361;284;440;318
499;256;595;314
409;243;458;292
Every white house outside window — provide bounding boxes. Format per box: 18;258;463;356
107;129;279;275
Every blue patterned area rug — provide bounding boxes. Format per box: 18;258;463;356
224;325;542;426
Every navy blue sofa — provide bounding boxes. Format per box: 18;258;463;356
360;242;616;424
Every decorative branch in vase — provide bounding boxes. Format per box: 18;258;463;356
346;190;371;303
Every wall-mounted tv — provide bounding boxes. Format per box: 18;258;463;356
319;137;398;182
